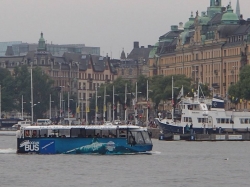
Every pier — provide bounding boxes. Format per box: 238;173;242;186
147;128;250;141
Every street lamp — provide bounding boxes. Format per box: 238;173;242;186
59;86;64;123
30;62;34;124
171;76;179;122
124;83;127;122
134;82;143;125
103;86;110;122
22;95;26;120
49;94;54;120
67;92;70;125
146;80;152;127
95;85;101;124
0;85;1;119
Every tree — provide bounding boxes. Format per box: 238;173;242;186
88;77;134;120
0;68;15;112
150;74;192;109
32;67;55;119
13;65;55;119
136;74;148;98
228;65;250;104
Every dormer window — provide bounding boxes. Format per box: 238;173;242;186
238;36;241;41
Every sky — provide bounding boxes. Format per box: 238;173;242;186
0;0;249;59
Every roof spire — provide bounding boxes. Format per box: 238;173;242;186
236;0;241;18
120;48;126;59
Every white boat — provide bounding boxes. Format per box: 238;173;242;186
155;84;250;134
12;120;32;128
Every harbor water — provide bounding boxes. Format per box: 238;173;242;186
0;135;250;187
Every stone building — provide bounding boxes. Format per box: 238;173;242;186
0;33;117;119
114;41;152;83
149;0;250;109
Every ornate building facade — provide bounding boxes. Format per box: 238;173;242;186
149;0;250;109
114;41;152;83
0;33;117;119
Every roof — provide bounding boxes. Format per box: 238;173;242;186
127;47;151;61
221;5;239;24
21;125;144;130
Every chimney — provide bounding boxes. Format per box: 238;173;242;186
141;46;144;48
148;45;152;48
178;22;184;30
134;41;139;48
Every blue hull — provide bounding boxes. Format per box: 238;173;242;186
154;119;219;134
17;137;153;154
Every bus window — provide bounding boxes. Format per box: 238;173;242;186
85;129;95;138
40;129;48;137
119;130;127;138
58;129;70;137
129;131;145;144
32;130;38;138
25;130;30;137
141;131;152;144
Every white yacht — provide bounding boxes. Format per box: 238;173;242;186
155;91;250;134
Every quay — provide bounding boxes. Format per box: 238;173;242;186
147;128;250;141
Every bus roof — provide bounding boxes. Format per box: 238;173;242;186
21;125;146;131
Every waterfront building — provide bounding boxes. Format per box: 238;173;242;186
114;41;152;83
12;42;100;56
149;0;250;109
0;41;22;56
0;33;117;120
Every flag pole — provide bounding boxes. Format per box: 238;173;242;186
172;76;174;122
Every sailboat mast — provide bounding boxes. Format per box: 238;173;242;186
31;63;34;124
172;76;174;122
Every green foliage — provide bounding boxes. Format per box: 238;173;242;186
88;74;194;115
0;66;55;120
32;67;54;118
88;77;133;118
228;65;250;103
150;74;192;108
0;68;15;112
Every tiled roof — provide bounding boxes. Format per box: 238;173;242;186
127;48;151;62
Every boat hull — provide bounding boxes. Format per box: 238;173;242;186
17;137;153;154
155;118;219;134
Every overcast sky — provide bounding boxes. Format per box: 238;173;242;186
0;0;248;58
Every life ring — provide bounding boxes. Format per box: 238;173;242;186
25;130;30;137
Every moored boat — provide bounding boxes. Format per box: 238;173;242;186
16;124;153;154
155;96;250;135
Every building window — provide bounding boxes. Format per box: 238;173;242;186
129;68;132;75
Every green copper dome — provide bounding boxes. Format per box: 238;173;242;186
149;42;159;58
199;12;210;25
184;12;195;29
221;4;239;24
37;32;46;51
39;32;45;42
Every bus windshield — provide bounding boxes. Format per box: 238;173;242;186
128;131;152;145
